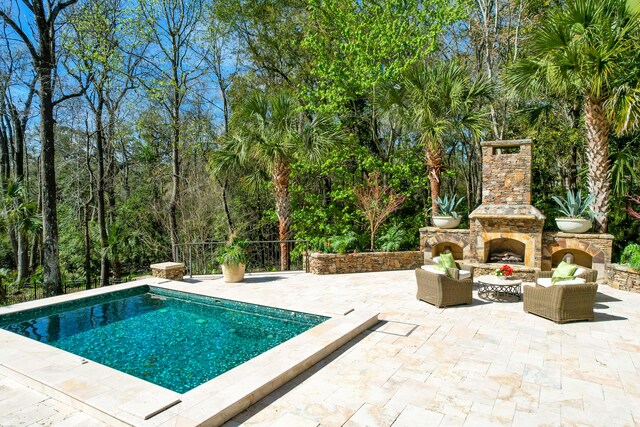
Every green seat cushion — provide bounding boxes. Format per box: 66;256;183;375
439;252;457;269
553;261;577;278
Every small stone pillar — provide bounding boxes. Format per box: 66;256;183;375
150;262;185;281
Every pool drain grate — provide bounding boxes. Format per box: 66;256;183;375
368;320;419;337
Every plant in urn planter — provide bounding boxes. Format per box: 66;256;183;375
217;239;249;283
432;194;464;229
551;189;595;233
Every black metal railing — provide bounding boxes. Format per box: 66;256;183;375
174;240;311;277
0;276;133;306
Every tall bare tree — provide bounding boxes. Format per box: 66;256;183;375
478;0;525;139
1;0;81;295
0;33;37;283
65;0;144;284
138;0;205;260
203;13;240;236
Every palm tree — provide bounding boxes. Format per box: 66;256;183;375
401;60;493;215
507;0;640;232
229;90;339;270
0;180;41;284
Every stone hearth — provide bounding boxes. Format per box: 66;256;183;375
420;139;613;281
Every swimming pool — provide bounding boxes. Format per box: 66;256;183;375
0;286;327;393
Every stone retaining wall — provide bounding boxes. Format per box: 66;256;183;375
309;251;424;275
608;264;640;293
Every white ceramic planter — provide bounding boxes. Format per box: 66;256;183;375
222;263;246;283
555;218;592;234
432;215;462;229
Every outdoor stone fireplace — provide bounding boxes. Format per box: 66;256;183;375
420;139;613;281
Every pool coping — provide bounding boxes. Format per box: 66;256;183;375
0;277;379;426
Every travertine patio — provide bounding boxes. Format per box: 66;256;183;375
2;270;640;426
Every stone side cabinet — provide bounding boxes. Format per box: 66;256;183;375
150;262;185;281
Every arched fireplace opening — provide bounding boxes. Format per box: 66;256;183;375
433;242;464;260
551;249;593;269
485;238;525;265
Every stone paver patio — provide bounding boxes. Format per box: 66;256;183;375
1;270;640;426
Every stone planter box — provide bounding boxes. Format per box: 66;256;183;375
608;264;640;293
150;262;185;281
308;251;424;275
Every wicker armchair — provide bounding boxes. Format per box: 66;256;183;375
535;266;598;285
523;282;598;323
423;258;475;281
415;268;473;308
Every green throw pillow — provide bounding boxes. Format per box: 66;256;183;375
553;261;577;278
439;252;457;269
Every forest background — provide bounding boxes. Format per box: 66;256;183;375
1;0;639;296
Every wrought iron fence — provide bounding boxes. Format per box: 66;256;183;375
174;240;311;277
0;276;133;307
0;239;312;305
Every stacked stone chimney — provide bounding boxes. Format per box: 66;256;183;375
469;140;545;268
481;140;532;205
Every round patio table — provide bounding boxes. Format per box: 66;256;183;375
477;275;523;302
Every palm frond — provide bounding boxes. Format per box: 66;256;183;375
507;0;638;100
402;59;494;149
607;80;640;134
610;143;640;196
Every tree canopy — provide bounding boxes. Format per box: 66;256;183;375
0;0;639;294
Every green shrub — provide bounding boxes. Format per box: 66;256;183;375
216;240;249;266
329;231;359;254
379;223;409;252
621;243;640;271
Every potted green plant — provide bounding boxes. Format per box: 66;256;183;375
432;194;464;229
551;189;595;233
217;239;248;283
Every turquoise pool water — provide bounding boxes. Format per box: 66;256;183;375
0;286;327;393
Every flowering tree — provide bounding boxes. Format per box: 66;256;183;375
355;172;406;251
